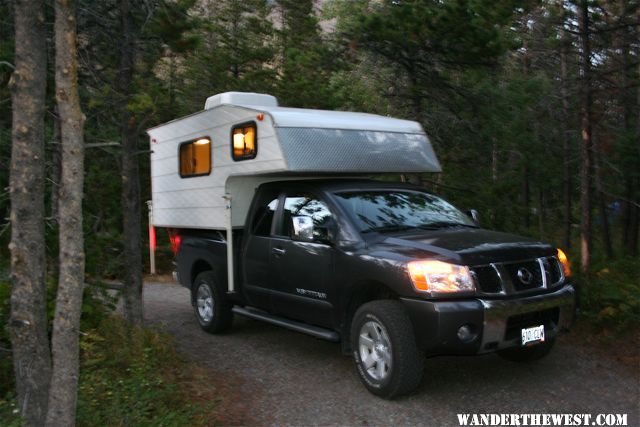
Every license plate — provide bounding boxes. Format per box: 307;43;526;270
521;325;545;346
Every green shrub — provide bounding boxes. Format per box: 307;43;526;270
579;257;640;331
0;268;14;398
0;266;20;426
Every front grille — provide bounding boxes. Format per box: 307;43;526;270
504;260;544;291
543;256;563;286
472;265;502;293
472;256;565;295
504;308;559;341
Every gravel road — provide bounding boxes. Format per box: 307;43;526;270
143;281;639;427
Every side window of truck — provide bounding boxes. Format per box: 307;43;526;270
253;198;278;236
280;194;333;240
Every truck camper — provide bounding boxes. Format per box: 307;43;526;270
147;92;575;398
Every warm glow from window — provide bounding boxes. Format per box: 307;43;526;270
180;137;211;177
232;123;257;160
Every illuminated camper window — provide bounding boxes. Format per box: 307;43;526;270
179;137;211;177
231;122;257;161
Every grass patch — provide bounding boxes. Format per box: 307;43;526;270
0;316;217;426
76;317;216;426
0;276;217;426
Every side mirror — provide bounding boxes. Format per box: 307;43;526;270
291;216;314;242
467;209;480;224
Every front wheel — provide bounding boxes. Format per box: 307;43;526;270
192;271;233;333
351;300;424;398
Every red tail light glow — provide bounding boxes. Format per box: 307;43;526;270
168;229;182;255
149;225;156;251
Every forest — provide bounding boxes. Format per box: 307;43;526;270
0;0;638;425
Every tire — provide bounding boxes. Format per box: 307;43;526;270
498;338;555;362
192;271;233;333
350;300;424;398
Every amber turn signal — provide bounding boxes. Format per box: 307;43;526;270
557;248;571;278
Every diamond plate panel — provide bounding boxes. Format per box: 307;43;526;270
276;128;441;173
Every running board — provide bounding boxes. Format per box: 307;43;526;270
232;306;340;342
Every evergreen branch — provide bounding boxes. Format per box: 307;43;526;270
86;142;121;148
0;222;9;237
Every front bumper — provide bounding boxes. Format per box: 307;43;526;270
400;285;576;356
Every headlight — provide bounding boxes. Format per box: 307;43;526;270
407;260;475;294
556;248;571;278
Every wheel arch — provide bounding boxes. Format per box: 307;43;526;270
191;259;213;286
189;259;226;305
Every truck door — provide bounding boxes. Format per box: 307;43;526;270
269;193;335;328
242;195;279;310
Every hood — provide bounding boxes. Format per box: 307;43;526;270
370;228;554;266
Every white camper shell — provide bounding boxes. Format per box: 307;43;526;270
147;92;441;232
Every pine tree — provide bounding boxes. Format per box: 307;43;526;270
180;0;276;111
274;0;343;108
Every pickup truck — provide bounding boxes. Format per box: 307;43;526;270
173;179;576;398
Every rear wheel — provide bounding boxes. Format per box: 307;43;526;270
193;271;233;333
351;300;423;398
498;338;555;362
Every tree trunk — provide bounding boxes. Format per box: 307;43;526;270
121;124;144;325
560;38;572;250
578;0;593;274
594;151;613;258
621;179;633;251
45;0;86;424
119;0;144;325
491;139;498;182
629;199;639;256
523;163;530;230
49;108;62;223
538;189;545;239
632;61;640;255
8;0;51;424
632;60;640;256
620;29;639;256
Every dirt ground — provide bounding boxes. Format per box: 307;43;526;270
143;280;640;427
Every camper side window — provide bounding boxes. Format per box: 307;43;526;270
231;122;257;161
179;137;211;177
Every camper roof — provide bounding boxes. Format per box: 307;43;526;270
149;92;424;135
236;105;423;133
201;91;422;134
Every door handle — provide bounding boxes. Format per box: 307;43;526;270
272;247;286;255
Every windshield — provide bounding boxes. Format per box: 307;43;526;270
333;190;477;233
